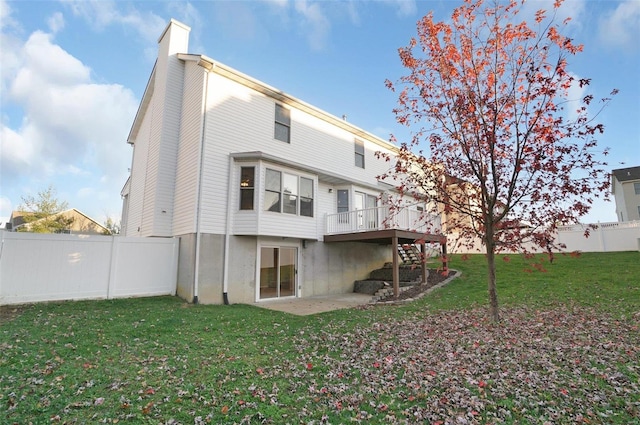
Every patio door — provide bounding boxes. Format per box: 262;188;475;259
355;192;377;229
260;247;297;299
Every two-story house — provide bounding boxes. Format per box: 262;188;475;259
120;19;444;305
611;166;640;222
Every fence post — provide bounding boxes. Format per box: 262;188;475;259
598;222;606;252
106;236;119;299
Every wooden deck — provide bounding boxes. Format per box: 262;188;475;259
324;208;447;298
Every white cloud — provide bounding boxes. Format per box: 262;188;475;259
0;27;136;208
294;0;330;51
0;1;23;94
47;11;65;34
0;0;18;32
598;0;640;50
61;0;166;44
382;0;417;18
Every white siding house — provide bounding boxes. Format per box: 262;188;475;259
611;166;640;222
121;19;444;305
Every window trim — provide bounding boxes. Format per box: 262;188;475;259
239;166;255;211
264;168;314;217
265;169;282;213
274;104;291;143
634;182;640;195
355;139;365;168
337;189;349;213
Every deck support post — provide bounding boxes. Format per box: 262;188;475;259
441;237;448;269
420;240;427;284
392;235;399;297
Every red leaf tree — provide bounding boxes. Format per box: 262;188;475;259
380;0;615;321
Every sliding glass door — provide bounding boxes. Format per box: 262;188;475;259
260;247;297;299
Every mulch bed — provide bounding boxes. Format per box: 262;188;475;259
376;268;457;303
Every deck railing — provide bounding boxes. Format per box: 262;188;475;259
325;206;442;235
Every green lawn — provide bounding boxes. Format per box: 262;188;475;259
1;252;639;424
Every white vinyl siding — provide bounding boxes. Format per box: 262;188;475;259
140;89;161;236
173;62;206;235
152;50;184;236
147;58;398;238
125;108;152;236
316;181;335;240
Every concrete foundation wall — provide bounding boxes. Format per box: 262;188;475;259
176;233;196;302
227;236;259;304
195;233;225;304
301;240;390;297
176;233;391;304
176;233;225;304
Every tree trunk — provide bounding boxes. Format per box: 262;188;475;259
485;231;500;322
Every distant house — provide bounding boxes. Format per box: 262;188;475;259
611;166;640;222
120;19;445;305
8;209;109;235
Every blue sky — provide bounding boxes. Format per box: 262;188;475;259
1;0;639;227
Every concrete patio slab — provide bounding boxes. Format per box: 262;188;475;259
254;293;372;316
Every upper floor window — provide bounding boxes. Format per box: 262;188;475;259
355;139;365;168
240;167;255;210
634;182;640;195
265;169;313;217
275;104;291;143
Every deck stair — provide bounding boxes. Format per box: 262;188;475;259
397;244;423;265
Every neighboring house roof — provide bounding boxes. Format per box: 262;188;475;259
10;208;109;234
612;166;640;183
8;210;31;227
611;166;640;194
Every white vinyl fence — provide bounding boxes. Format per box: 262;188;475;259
448;220;640;254
0;232;179;305
556;220;640;252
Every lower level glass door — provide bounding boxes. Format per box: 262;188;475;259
260;247;297;299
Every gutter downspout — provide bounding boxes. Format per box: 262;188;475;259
222;155;233;305
193;68;210;304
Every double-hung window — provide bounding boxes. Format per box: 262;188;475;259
299;178;313;217
634;182;640;195
283;173;298;214
240;167;255;210
265;169;282;212
355;139;365;168
275;104;291;143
